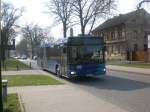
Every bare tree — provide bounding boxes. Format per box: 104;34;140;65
72;0;115;35
16;39;28;56
1;2;23;43
22;24;48;58
137;0;150;9
1;2;23;64
46;0;74;38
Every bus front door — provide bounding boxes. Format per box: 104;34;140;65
61;48;67;76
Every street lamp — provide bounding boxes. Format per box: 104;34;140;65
148;34;150;62
0;0;4;111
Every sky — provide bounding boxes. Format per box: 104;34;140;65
3;0;150;43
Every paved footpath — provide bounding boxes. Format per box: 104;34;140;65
9;85;128;112
107;65;150;75
3;70;128;112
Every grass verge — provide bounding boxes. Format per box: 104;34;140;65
4;93;21;112
2;75;63;87
2;58;30;71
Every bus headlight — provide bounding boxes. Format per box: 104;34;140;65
104;68;106;71
71;71;76;75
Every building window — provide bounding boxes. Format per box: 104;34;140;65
111;45;113;54
132;19;136;23
115;29;118;39
144;44;148;51
144;34;147;38
111;32;115;40
101;32;104;37
134;44;138;51
118;30;121;39
133;30;137;40
118;45;120;54
144;34;147;42
114;45;117;54
108;46;111;55
106;33;109;41
122;28;125;38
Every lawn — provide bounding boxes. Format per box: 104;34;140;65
4;93;21;112
2;58;30;71
2;75;63;87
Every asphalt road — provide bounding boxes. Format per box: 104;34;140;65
68;71;150;112
21;59;150;112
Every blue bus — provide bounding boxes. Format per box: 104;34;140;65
37;36;106;78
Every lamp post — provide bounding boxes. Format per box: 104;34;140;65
148;35;150;62
0;0;4;111
0;42;3;112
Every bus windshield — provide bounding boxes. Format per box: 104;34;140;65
68;45;104;64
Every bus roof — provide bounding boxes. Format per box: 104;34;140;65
40;38;67;48
40;36;104;48
67;36;104;46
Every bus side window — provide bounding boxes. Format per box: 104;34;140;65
72;47;77;58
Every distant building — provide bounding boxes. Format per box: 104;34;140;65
92;9;150;61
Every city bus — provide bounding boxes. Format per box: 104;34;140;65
37;36;106;78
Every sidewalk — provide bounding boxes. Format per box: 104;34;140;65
9;85;128;112
107;65;150;75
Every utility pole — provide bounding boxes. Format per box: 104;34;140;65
0;0;4;111
148;35;150;62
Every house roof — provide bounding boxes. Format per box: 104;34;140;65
92;9;148;32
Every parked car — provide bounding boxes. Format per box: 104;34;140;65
21;55;27;60
16;56;21;59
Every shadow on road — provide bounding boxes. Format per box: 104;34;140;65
68;76;150;91
44;69;150;91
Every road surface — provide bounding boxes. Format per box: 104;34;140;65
67;70;150;112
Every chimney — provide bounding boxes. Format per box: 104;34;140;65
70;28;74;37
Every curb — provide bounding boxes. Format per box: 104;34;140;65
18;94;26;112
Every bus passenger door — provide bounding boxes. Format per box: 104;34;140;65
43;48;48;69
61;47;67;76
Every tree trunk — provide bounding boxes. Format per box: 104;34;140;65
1;32;6;67
78;0;85;36
63;22;67;38
89;15;96;34
31;40;34;59
81;26;85;36
80;16;85;36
